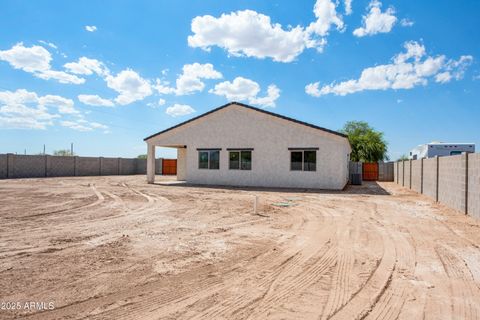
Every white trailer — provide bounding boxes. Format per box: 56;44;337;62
409;142;475;160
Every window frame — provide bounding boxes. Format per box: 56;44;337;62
288;148;318;172
227;148;253;171
197;148;221;170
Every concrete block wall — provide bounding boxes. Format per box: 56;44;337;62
438;154;466;213
467;153;480;219
396;153;479;218
76;157;101;176
48;155;75;177
422;157;438;200
10;155;46;178
0;154;169;179
0;154;7;179
404;160;411;188
119;158;137;175
100;157;119;176
378;162;394;181
394;161;398;183
411;159;422;193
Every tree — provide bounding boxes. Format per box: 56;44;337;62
53;149;75;156
137;154;147;159
341;121;388;162
397;154;409;161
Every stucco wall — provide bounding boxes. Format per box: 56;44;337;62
411;159;422;192
468;153;480;219
148;104;350;190
177;148;187;180
438;154;466;213
394;161;398;183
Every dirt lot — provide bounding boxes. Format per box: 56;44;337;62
1;176;480;319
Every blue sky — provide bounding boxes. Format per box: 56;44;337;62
0;0;479;159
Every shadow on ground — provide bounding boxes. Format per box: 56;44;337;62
152;179;391;196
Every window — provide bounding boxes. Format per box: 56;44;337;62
450;151;462;156
241;151;252;170
290;152;303;171
209;150;219;169
199;151;209;169
290;149;317;171
229;152;240;169
198;149;220;169
229;150;252;170
304;151;316;171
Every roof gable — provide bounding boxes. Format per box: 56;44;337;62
144;102;347;141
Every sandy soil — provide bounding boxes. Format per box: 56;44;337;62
1;176;480;319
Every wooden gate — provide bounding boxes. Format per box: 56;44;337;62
362;162;379;181
162;159;177;175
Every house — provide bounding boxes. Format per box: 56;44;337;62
409;142;475;160
144;102;351;190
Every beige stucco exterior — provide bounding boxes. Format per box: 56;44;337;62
146;103;351;190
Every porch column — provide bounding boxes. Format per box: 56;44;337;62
147;143;156;184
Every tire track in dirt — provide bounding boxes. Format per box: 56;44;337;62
328;223;396;320
435;245;480;319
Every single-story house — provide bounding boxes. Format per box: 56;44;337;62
144;102;351;190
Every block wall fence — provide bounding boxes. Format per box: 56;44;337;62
394;153;480;219
0;154;166;179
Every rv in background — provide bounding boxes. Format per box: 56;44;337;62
409;142;475;160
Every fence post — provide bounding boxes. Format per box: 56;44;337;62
74;156;78;176
435;156;439;202
99;157;103;176
402;159;405;186
397;161;399;184
420;158;424;194
118;157;121;175
45;155;51;177
409;159;412;189
465;152;469;215
7;153;14;178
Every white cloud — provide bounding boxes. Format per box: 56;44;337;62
175;63;223;95
106;69;153;105
435;72;451;83
60;119;108;132
38;95;78;114
306;41;473;97
0;43;85;84
165;104;195;117
249;84;281;107
34;69;85;84
78;94;114;107
154;63;222;96
0;89;67;129
353;0;397;37
400;18;414;27
210;77;260;100
38;40;58;49
210;77;280;107
147;98;166;108
64;57;110;77
306;0;345;40
344;0;353;15
85;25;97;32
188;0;344;63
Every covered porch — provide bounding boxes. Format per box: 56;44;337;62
147;143;186;184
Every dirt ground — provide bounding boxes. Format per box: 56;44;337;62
1;176;480;320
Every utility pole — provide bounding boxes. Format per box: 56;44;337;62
71;143;74;156
43;144;46;155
